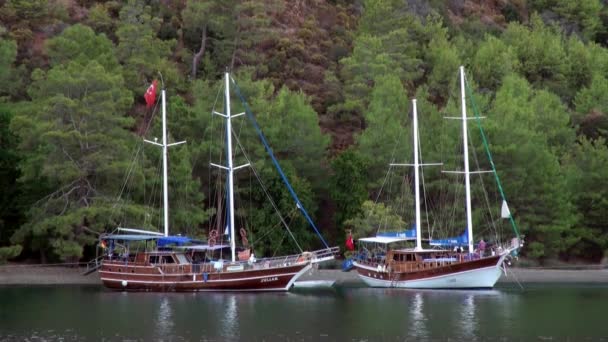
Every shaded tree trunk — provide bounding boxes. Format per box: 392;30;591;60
40;249;47;264
191;25;207;79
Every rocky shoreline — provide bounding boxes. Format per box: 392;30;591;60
0;265;606;286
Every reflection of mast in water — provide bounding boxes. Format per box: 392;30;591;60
409;292;427;339
154;296;175;339
221;295;239;340
460;293;477;340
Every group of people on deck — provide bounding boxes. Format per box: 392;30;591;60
453;238;489;257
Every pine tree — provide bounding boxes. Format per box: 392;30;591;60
116;0;180;96
355;74;410;193
485;74;576;260
564;137;608;261
329;149;369;228
10;37;136;260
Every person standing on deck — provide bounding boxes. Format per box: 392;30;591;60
478;239;486;257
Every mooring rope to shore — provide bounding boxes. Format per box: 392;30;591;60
0;262;90;269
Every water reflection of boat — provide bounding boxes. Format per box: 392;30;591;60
409;292;427;339
154;297;174;338
353;66;522;289
221;295;239;340
96;72;337;291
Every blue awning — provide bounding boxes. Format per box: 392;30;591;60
157;236;192;247
429;232;469;246
101;234;201;246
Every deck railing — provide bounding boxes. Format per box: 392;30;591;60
101;246;339;275
212;246;339;272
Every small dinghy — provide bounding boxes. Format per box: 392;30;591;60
293;280;336;289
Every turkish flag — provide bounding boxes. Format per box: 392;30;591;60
144;80;158;108
345;234;354;251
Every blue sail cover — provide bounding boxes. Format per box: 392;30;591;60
376;227;417;239
157;236;193;247
102;234;160;241
429;231;469;246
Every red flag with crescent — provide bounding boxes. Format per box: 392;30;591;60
346;233;355;251
144;80;158;108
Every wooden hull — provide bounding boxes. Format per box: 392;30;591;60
353;254;507;289
99;262;312;292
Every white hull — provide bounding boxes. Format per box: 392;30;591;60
356;254;508;289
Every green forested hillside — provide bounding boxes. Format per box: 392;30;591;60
0;0;607;264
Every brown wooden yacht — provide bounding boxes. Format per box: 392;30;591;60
98;234;336;291
95;72;337;291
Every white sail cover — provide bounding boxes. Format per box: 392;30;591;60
501;200;511;218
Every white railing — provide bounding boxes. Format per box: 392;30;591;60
101;246;340;275
211;246;339;273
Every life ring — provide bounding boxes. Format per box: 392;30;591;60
209;229;218;238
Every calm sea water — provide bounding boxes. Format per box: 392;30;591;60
0;283;606;341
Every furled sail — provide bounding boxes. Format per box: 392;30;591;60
501;200;511;219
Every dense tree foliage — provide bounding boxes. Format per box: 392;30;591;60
10;60;136;261
329;149;369;229
564;137;608;261
345;200;405;239
0;0;608;264
0;39;19;98
0;105;23;262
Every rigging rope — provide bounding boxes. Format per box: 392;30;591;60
249;206;298;246
205;81;224;236
417;118;434;240
110;94;161;228
231;128;304;253
464;75;520;239
230;76;328;248
438;87;464;241
468;127;501;245
371;114;405;235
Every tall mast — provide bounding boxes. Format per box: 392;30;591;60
412;99;422;251
209;73;249;262
391;100;440;249
144;83;186;238
460;66;474;254
225;72;237;262
161;89;169;237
